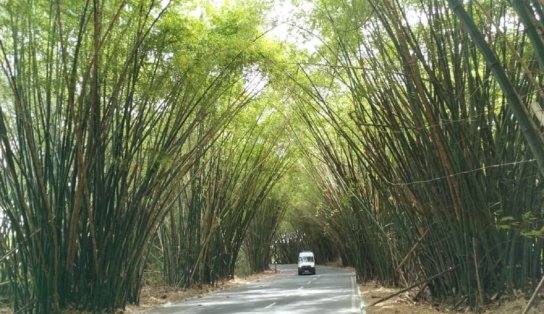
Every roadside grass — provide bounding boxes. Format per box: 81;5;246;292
360;282;544;314
123;269;278;313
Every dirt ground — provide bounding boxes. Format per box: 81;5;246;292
124;269;278;313
360;281;544;314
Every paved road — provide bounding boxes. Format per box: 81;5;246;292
145;264;364;313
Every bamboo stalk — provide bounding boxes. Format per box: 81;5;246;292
395;224;433;272
472;237;483;307
446;0;544;177
290;0;542;307
510;0;544;69
370;266;458;307
522;275;544;314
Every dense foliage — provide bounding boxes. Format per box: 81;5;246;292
0;0;542;312
0;0;289;312
292;0;543;308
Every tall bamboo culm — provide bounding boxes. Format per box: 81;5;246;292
293;0;543;307
244;197;287;273
158;127;288;287
0;0;252;311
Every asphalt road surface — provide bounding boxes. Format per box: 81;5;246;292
145;264;364;314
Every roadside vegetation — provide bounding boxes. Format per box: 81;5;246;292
0;0;542;313
289;0;544;310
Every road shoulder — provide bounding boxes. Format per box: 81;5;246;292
360;281;544;314
125;269;279;313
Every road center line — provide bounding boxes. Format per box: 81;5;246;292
264;302;276;309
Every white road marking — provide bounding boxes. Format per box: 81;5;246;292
264;302;276;309
351;276;357;311
358;283;365;313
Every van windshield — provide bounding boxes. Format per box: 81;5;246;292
299;256;314;262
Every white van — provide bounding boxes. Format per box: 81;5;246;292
297;251;316;275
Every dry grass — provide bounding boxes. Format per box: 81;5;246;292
360;282;544;314
0;307;11;314
124;269;278;313
361;282;443;314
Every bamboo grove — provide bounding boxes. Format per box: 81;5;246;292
291;0;543;308
0;0;543;312
0;0;290;312
157;127;288;288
